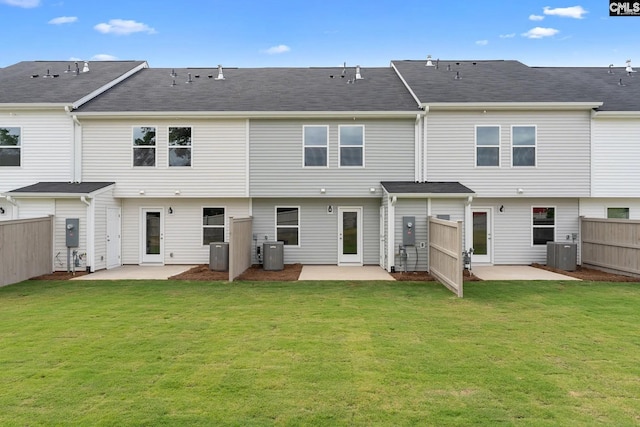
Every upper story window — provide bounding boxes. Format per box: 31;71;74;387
303;126;328;167
0;127;21;167
607;207;629;219
532;207;555;245
276;206;300;246
339;125;364;167
169;127;192;167
203;207;225;245
476;126;499;167
512;126;536;167
132;126;156;167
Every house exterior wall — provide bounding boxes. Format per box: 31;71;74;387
579;198;640;220
0;111;73;193
120;197;250;265
81;118;249;198
251;198;381;265
591;117;640;197
249;119;416;197
472;197;579;265
425;110;592;198
53;199;88;271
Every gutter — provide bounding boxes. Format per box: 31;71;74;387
592;110;640;118
424;102;603;111
71;110;421;119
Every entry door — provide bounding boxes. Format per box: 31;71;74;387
142;208;164;264
472;208;492;264
106;207;121;269
338;207;363;265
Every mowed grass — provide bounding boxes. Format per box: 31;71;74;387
1;280;640;426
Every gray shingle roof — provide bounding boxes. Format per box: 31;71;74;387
0;61;146;104
391;60;605;105
382;181;474;195
7;182;115;194
76;66;419;112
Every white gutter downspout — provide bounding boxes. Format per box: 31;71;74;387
66;107;82;183
5;195;18;218
414;114;421;182
388;194;397;272
81;196;94;272
423;106;429;183
464;195;474;255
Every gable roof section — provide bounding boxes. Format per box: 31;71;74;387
6;182;115;196
0;61;147;107
382;181;474;196
391;60;603;108
75;66;419;114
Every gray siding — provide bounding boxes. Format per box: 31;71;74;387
251;198;381;265
426;111;591;197
250;119;416;197
393;199;429;272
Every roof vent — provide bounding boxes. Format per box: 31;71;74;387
74;62;80;76
65;64;72;73
170;69;178;77
171;79;177;87
426;55;434;67
42;69;52;78
447;64;451;71
186;73;193;84
30;74;39;78
618;78;625;86
215;65;225;80
82;61;90;73
625;59;635;74
355;65;363;80
454;71;461;80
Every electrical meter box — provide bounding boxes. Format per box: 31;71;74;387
65;218;79;248
402;216;415;246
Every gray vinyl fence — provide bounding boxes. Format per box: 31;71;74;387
580;216;640;278
229;217;253;282
0;216;53;287
428;216;464;297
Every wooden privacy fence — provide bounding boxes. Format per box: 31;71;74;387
229;216;253;282
0;216;53;287
428;217;463;297
580;216;640;278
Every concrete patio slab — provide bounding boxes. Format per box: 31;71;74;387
72;265;196;280
298;265;395;281
471;265;581;281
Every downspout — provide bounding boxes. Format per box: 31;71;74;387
387;194;397;272
464;195;474;256
5;195;18;218
423;106;429;182
81;196;94;272
415;114;421;182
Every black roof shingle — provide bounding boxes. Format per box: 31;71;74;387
382;181;474;195
7;182;115;194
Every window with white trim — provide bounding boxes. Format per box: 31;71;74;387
532;207;555;245
339;125;364;167
203;207;225;245
607;207;629;219
303;125;328;167
169;127;192;167
132;126;156;167
276;207;299;246
476;126;499;167
512;126;536;167
0;127;21;167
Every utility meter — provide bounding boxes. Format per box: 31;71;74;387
402;216;415;246
65;218;79;248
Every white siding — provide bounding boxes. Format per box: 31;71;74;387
251;198;381;265
591;118;640;197
81;119;248;198
426;110;591;197
0;111;73;192
16;198;54;219
93;190;120;271
250;119;415;197
53;199;88;272
121;198;250;265
580;198;640;220
474;197;579;265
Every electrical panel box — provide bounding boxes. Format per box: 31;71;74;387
65;218;79;248
402;216;415;246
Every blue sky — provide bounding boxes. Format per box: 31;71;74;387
1;0;638;68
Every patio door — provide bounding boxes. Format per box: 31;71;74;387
338;207;363;266
471;208;492;264
106;207;121;269
142;208;163;264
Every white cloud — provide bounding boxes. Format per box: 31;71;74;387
529;14;544;21
499;33;516;38
522;27;560;39
0;0;40;8
543;6;588;19
262;44;291;54
94;19;156;35
91;54;118;61
48;16;77;25
475;40;488;46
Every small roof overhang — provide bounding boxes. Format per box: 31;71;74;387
3;182;115;198
381;181;475;198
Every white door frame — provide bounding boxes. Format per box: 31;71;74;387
471;207;493;264
106;207;121;269
141;207;164;264
379;206;385;268
338;206;363;266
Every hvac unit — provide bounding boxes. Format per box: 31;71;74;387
263;241;284;271
209;242;229;272
546;242;577;271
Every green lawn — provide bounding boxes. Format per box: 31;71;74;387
1;279;639;426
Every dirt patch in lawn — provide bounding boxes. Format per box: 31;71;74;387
30;271;89;280
391;269;481;282
531;263;639;282
169;263;303;281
